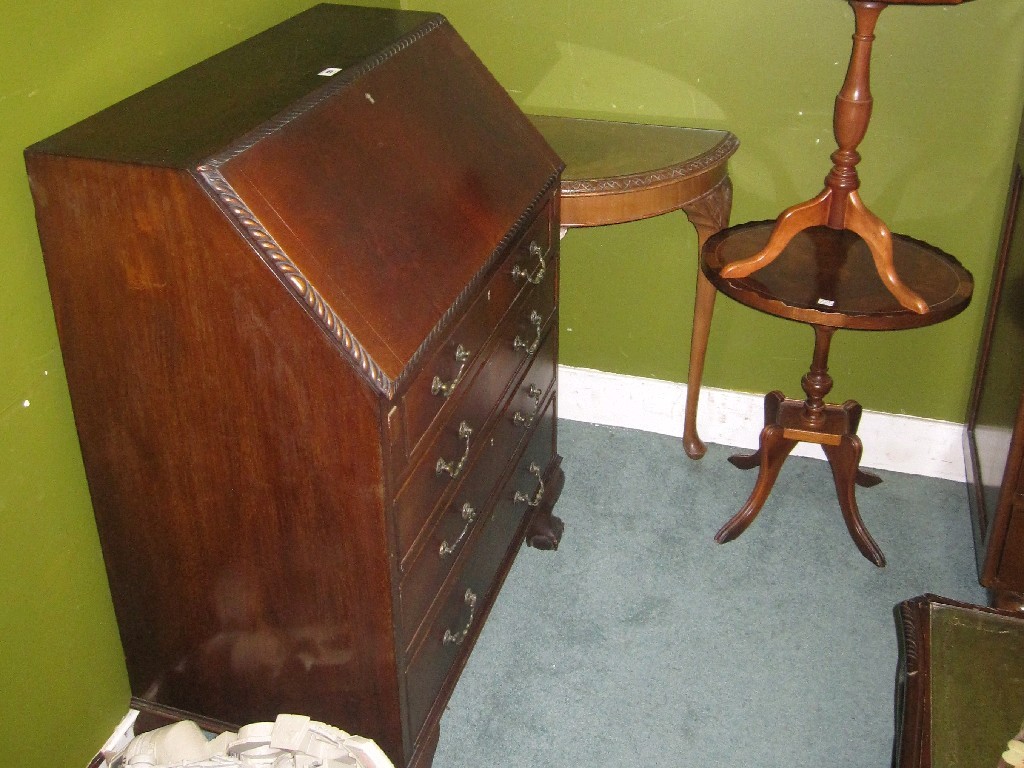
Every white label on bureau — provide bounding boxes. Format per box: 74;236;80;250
318;67;342;77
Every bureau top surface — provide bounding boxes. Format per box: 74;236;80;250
27;4;441;168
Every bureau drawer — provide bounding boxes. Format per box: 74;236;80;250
392;262;558;560
403;397;556;740
402;199;554;454
397;327;557;643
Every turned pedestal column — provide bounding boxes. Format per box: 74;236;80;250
701;0;975;564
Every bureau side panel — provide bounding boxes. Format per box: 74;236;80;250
26;154;404;753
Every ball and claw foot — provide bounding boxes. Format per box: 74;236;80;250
525;458;565;550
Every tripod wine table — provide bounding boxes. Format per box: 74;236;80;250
702;0;975;565
703;224;971;565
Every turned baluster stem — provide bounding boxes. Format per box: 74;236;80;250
827;1;885;228
801;325;836;426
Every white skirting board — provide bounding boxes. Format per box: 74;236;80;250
556;365;967;482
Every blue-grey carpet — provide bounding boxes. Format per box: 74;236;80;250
432;419;986;767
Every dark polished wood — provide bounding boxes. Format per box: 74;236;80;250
528;114;739;458
964;102;1024;612
700;0;975;565
718;379;887;566
25;7;563;768
893;594;1024;768
703;222;972;565
703;222;973;330
524;454;566;550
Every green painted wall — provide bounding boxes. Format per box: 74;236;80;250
400;0;1024;420
1;1;1021;767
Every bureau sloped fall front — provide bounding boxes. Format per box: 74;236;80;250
24;6;565;768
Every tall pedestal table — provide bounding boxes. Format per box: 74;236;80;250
700;0;975;565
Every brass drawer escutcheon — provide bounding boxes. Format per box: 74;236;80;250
514;462;545;508
435;421;473;479
512;384;544;428
511;240;546;285
513;310;543;356
438;503;477;559
431;344;471;399
442;588;477;646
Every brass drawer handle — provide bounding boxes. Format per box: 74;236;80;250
439;503;477;559
511;240;546;285
514;462;545;508
442;588;478;646
435;421;473;478
512;384;543;428
431;344;471;399
513;310;543;356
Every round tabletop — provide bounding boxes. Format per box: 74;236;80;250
701;221;973;330
528;114;739;227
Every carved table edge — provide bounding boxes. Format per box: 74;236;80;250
559;132;739;196
892;594;1024;768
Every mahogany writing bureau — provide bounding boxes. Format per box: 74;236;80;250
25;6;564;767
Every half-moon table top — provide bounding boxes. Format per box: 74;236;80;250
528;114;739;228
701;221;973;331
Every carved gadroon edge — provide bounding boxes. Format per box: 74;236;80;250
895;599;923;673
196;164;395;397
560;132;740;196
193;16;453;400
394;169;562;396
197;164;560;401
193;14;561;400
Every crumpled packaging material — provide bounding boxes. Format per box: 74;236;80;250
113;713;394;768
